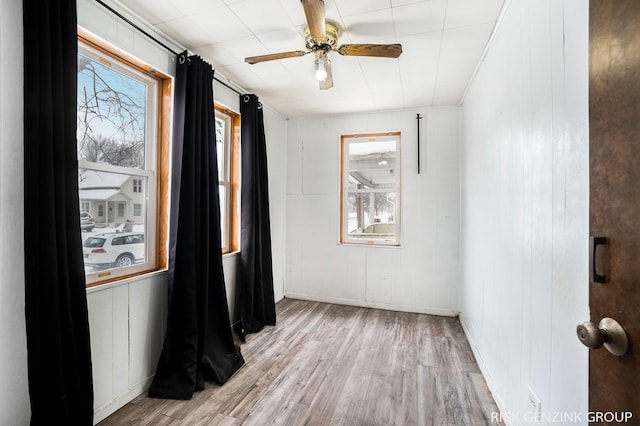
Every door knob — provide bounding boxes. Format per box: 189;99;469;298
576;317;628;356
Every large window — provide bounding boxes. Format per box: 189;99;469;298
340;132;401;246
215;104;240;254
78;33;170;286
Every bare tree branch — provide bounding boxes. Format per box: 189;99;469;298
77;54;145;168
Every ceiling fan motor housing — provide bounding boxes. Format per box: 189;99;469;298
305;21;339;51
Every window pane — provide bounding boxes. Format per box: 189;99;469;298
347;140;397;189
346;191;397;242
79;168;148;273
77;54;147;169
341;133;400;245
219;184;227;248
215;116;225;181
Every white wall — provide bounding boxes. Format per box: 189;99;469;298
459;0;589;421
262;104;288;302
0;0;30;425
286;107;460;316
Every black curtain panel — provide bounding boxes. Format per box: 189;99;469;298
149;53;244;399
235;94;276;342
23;0;94;424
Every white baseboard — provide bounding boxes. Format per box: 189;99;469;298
284;292;459;317
458;316;509;426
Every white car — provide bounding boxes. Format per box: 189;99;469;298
83;232;145;269
80;211;95;231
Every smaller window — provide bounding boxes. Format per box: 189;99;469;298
117;202;125;217
133;203;142;216
340;132;401;246
133;178;142;193
98;204;104;217
215;104;240;254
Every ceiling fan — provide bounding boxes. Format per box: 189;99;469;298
244;0;403;90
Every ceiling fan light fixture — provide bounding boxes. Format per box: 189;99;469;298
315;60;327;81
314;50;328;81
242;0;402;91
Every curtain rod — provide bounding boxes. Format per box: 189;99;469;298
93;0;246;96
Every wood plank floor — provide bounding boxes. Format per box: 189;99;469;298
99;299;503;425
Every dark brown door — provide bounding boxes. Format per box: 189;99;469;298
588;0;640;420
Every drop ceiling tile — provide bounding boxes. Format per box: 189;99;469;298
397;32;442;64
322;0;342;21
155;16;212;48
435;66;474;88
255;27;308;53
341;9;395;43
403;87;436;108
373;92;405;111
188;5;252;43
220;35;268;63
229;0;294;35
124;0;183;25
440;23;495;54
391;0;433;6
400;65;438;91
166;0;226;15
392;0;447;36
335;0;392;18
437;50;482;74
279;56;316;78
433;84;464;105
277;0;307;26
217;62;261;88
444;0;505;29
249;61;292;80
402;78;435;96
192;42;238;67
277;0;342;25
360;60;401;84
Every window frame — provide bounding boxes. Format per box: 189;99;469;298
339;132;402;246
78;30;171;287
215;103;241;254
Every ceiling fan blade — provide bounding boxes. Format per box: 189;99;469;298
245;50;308;64
301;0;326;39
319;60;333;90
337;44;403;58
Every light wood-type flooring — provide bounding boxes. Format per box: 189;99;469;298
99;298;503;425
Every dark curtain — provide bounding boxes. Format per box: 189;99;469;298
149;53;244;399
235;94;276;342
23;0;94;424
